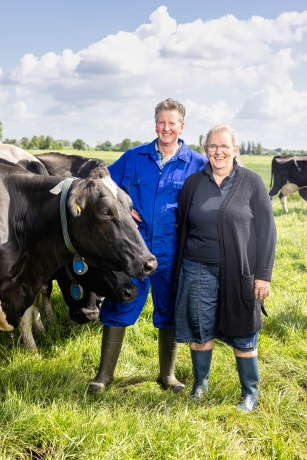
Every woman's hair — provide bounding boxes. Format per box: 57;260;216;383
204;124;240;148
154;98;186;123
204;124;243;166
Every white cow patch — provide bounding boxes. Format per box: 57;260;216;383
102;176;118;198
0;301;14;331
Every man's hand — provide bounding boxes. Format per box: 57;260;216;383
254;279;270;301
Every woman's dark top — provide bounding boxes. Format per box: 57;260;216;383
174;162;276;336
184;162;237;263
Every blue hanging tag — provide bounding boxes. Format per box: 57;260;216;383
70;283;84;300
73;255;88;275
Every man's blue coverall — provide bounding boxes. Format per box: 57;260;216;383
100;139;207;328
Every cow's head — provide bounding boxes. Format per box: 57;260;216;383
66;178;157;278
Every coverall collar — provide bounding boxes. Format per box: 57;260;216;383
138;139;191;164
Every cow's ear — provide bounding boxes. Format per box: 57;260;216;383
68;186;88;216
89;166;110;179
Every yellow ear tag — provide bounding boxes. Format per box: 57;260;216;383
76;203;81;214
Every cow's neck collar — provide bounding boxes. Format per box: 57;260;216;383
50;178;88;276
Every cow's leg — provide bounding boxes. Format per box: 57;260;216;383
41;281;54;322
31;292;45;332
19;305;38;353
280;183;299;213
280;194;288;213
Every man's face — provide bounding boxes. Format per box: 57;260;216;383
155;110;184;146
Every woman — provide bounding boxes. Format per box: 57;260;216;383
174;125;276;412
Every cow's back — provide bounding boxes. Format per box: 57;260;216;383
0;144;49;175
37;152;108;178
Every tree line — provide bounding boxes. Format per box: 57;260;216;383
240;141;263;155
1;121;306;155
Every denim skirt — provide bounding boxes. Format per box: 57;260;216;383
174;258;258;351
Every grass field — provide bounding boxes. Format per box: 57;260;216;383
1;154;307;459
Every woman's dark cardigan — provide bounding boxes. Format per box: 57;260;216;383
174;165;276;336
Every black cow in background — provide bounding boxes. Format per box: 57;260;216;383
36;152;107;177
269;155;307;212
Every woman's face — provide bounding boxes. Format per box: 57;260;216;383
206;131;238;173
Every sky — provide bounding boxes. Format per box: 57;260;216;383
1;0;307;150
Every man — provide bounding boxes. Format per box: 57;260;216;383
89;98;208;393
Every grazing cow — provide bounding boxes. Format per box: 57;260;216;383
0;162;157;335
269;155;307;212
0;143;49;175
36;152;107;177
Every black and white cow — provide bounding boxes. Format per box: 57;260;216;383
36;152;107;177
0;148;141;350
0;143;49;175
269;155;307;212
0;162;157;336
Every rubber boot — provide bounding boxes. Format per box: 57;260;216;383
190;349;213;400
88;325;126;392
236;356;259;412
157;328;185;393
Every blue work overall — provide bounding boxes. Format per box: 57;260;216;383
100;139;207;328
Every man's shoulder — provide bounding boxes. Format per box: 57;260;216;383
182;144;207;163
126;140;155;156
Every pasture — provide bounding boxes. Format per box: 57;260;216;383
1;154;307;459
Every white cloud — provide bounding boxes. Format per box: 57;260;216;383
0;6;307;148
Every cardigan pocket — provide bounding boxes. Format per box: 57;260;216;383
241;274;255;301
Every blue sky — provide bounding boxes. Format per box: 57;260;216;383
1;0;307;149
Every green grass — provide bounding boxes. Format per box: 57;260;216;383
1;155;307;459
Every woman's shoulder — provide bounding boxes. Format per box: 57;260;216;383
185;169;205;184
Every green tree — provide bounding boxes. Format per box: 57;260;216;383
20;137;30;148
256;143;263;155
3;138;18;146
72;139;87;150
188;144;204;154
52;141;64;150
247;141;251;154
58;139;71;147
120;138;133;151
240;141;246;155
199;135;204;147
28;135;39;148
96;140;113;151
132;140;142;147
0;120;3;141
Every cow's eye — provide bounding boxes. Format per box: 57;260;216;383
100;210;110;217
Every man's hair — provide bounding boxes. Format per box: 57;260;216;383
154;98;186;123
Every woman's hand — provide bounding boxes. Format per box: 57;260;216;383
254;279;270;301
131;209;142;226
